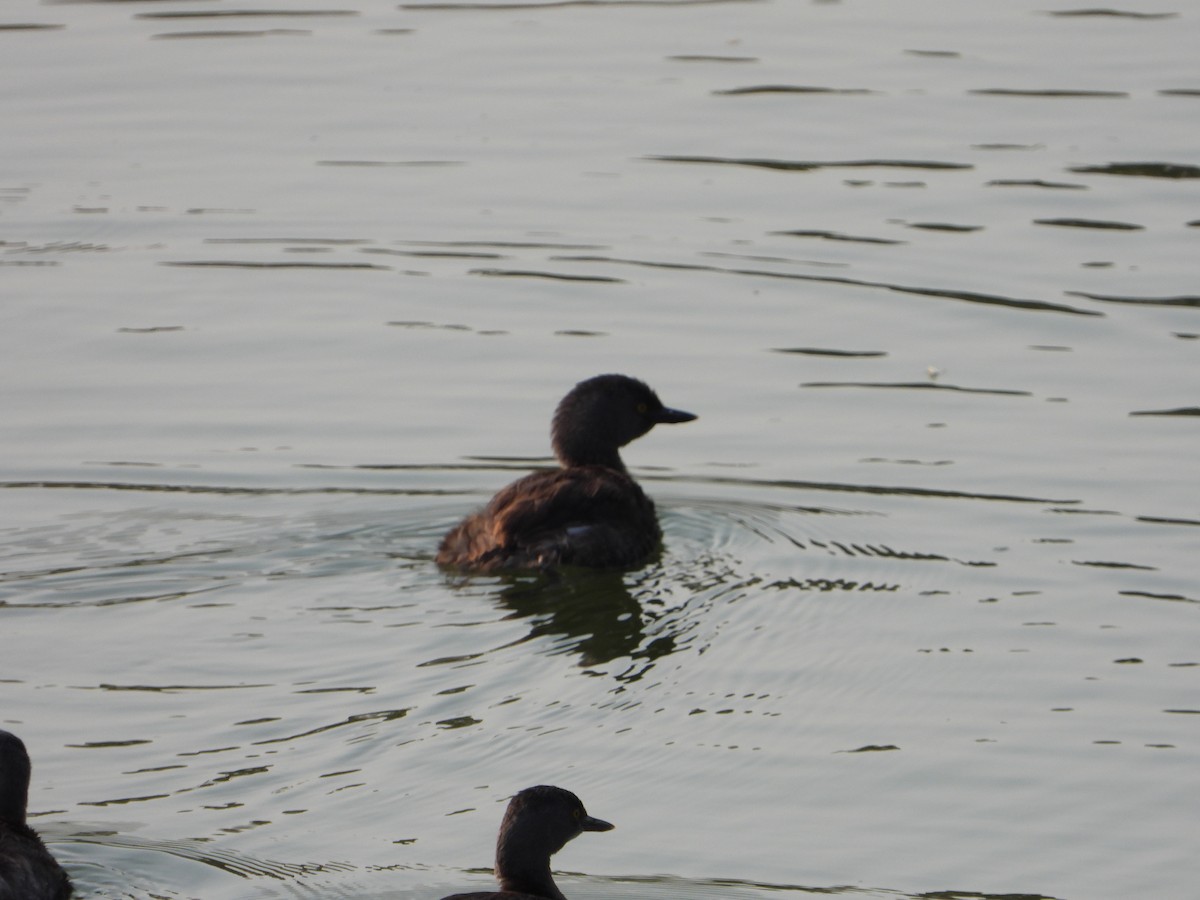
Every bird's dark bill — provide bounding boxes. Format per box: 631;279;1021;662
656;407;697;424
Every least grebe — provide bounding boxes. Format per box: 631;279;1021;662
437;374;696;571
441;785;613;900
0;730;73;900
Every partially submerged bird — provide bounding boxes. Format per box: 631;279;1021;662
437;374;696;572
440;785;613;900
0;730;73;900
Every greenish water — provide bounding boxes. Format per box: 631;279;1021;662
3;1;1197;898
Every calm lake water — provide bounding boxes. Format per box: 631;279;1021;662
2;1;1197;898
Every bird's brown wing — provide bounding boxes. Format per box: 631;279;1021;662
437;467;660;571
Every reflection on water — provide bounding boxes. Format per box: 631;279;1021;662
488;571;654;668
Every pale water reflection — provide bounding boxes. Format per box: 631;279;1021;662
3;0;1198;899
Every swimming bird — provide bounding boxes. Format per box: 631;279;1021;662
0;730;73;900
441;785;613;900
436;374;696;571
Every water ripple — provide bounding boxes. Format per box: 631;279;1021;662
801;381;1032;397
648;154;973;172
402;0;759;8
66;831;354;882
1069;161;1200;179
551;254;1101;316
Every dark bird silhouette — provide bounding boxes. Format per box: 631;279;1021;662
0;730;73;900
437;374;696;572
441;785;613;900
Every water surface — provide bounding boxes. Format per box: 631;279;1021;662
2;1;1197;899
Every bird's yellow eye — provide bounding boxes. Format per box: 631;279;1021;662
636;402;648;414
573;808;582;819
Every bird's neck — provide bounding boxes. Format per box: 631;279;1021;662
552;432;625;471
495;846;567;900
0;781;28;827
